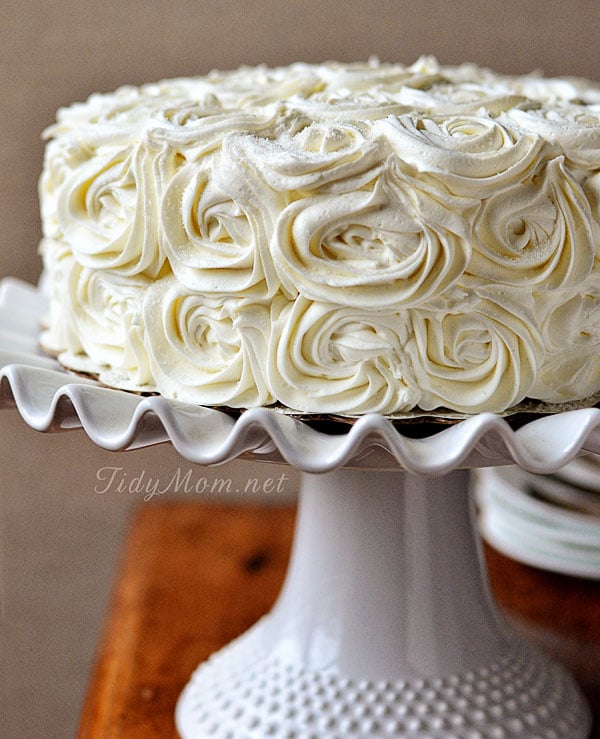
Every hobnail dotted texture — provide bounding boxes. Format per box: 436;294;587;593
176;620;590;739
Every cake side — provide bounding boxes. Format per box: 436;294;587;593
38;58;600;415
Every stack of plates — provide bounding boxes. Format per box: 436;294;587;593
475;457;600;579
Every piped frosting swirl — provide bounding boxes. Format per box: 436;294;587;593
39;58;600;415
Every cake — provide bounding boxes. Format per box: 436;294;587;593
38;57;600;416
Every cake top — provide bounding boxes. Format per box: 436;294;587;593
46;56;600;141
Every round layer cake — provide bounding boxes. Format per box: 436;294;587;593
39;57;600;416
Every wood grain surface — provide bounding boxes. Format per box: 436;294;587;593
78;501;600;738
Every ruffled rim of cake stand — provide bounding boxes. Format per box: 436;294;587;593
2;276;600;474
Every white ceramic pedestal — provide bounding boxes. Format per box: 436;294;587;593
176;468;591;739
0;279;596;739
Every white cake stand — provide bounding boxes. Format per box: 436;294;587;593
1;278;597;738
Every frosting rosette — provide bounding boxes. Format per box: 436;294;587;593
161;140;283;296
507;74;600;106
39;138;94;240
291;94;411;123
287;58;441;122
404;294;544;413
57;139;175;277
375;113;543;198
271;160;471;308
171;62;324;109
390;82;528;117
470;157;597;288
44;87;151;142
268;296;419;414
530;283;600;402
211;63;324;107
230;115;381;192
58;260;152;388
316;56;445;97
147;104;282;160
503;105;600;169
143;276;273;406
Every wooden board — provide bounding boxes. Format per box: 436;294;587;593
78;501;600;738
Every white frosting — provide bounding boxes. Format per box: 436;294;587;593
40;239;153;389
230;116;381;192
502;105;600;168
39;59;600;415
56;140;173;277
375;114;543;197
271;161;472;308
470;157;597;288
404;290;544;413
39;238;81;353
531;277;600;402
142;276;273;406
268;296;419;414
161;140;283;296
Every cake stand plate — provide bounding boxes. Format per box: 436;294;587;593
1;278;597;738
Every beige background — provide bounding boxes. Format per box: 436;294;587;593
1;2;600;737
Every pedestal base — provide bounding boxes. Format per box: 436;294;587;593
177;622;587;738
176;469;592;738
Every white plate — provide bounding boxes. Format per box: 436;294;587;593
476;465;600;579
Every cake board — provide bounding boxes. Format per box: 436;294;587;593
0;278;596;738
